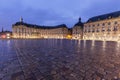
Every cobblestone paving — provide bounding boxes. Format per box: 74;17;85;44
0;39;120;80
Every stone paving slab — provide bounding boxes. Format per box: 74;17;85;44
0;39;120;80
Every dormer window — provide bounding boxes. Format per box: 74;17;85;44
102;27;105;31
109;16;111;19
89;20;91;22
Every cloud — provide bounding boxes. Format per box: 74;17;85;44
0;0;120;30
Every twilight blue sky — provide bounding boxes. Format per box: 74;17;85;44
0;0;120;31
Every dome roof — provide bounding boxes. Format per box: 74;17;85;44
12;21;68;29
74;18;83;27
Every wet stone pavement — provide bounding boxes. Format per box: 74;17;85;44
0;39;120;80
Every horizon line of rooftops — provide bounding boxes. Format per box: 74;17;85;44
12;17;83;29
12;10;120;29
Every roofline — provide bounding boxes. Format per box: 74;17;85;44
12;22;68;29
87;10;120;23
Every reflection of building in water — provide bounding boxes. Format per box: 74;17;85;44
83;11;120;41
0;28;12;39
72;18;83;39
12;18;69;39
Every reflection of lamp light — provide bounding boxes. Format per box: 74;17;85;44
103;41;106;48
117;41;120;47
92;40;95;47
83;40;86;47
7;37;10;39
78;40;81;45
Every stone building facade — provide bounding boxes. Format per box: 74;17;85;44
12;11;120;41
12;18;69;39
0;31;12;39
72;18;83;39
83;11;120;41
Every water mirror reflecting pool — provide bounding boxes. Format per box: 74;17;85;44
0;39;120;80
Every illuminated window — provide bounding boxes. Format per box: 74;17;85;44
7;33;10;36
102;27;105;31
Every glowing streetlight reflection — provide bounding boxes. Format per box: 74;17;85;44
102;41;106;49
91;40;95;50
116;41;120;53
83;40;86;47
92;40;95;47
78;40;81;45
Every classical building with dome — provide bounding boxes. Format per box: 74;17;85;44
72;18;83;39
12;18;69;39
12;11;120;41
83;11;120;41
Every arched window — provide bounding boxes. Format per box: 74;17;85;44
96;28;99;32
107;26;111;31
113;26;118;31
102;23;105;26
108;22;111;25
114;21;118;24
97;24;100;26
102;27;105;32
